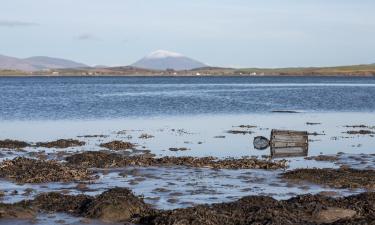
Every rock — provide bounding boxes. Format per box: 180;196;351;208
305;155;339;162
76;183;89;191
0;157;94;183
213;136;225;138
22;188;35;196
35;139;85;148
237;125;257;128
139;134;155;139
314;207;356;223
1;190;374;224
66;151;288;170
306;122;321;125
253;136;270;150
346;130;375;135
168;147;189;152
0;202;35;219
84;188;151;222
100;141;135;150
77;134;108;138
0;139;30;149
33;192;93;215
227;130;252;135
282;168;375;190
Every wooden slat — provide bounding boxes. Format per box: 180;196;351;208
271;142;308;148
271;130;308;136
271;151;308;158
271;136;307;142
272;147;307;154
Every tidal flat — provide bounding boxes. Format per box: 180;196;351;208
0;113;375;224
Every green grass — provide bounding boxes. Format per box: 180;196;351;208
236;64;375;75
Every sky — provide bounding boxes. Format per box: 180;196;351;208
1;0;375;68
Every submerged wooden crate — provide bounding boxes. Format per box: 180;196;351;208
270;129;308;158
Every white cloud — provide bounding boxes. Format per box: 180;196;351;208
0;20;38;27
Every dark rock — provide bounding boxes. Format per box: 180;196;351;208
306;122;321;125
84;187;151;222
0;201;35;219
0;139;30;149
168;147;189;152
33;192;93;215
66;151;288;170
100;141;135;150
227;130;253;135
282;168;375;190
35;139;85;148
345;130;375;135
139;134;155;139
0;157;94;183
305;155;339;162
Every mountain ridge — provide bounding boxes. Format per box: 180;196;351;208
131;50;207;71
0;54;87;71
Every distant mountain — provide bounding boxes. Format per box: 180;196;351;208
0;54;36;71
23;56;87;70
0;54;88;71
131;50;207;71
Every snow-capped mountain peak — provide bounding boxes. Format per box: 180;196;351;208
145;50;184;59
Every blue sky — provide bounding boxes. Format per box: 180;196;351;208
1;0;375;67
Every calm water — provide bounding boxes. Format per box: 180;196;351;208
1;76;375;120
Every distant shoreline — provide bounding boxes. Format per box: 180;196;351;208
1;75;374;78
1;64;375;77
0;74;374;77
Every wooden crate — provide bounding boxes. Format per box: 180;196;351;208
270;129;308;158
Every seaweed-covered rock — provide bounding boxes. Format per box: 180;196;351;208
65;151;132;168
66;151;288;170
305;155;339;162
0;201;35;219
85;188;151;222
100;141;135;150
33;192;93;215
140;193;375;225
33;188;151;223
2;190;375;224
0;157;94;183
345;130;375;135
35;139;85;148
281;168;375;189
0;139;30;149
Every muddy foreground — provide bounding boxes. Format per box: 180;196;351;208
1;132;375;225
0;151;374;224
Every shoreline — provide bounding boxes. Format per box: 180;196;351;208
1;64;375;77
1;74;375;77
